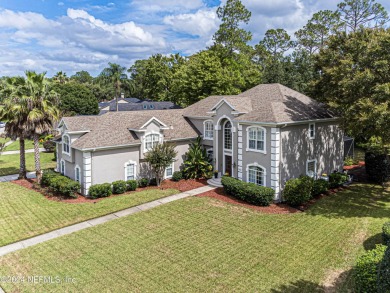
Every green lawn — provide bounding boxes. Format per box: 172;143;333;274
0;184;389;292
3;139;40;151
0;182;179;247
0;152;56;176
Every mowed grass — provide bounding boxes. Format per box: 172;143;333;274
1;184;389;292
4;139;40;151
0;152;56;176
0;182;179;246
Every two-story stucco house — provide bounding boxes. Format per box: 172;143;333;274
55;83;344;201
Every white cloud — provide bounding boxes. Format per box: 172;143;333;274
130;0;205;13
58;2;64;6
163;9;219;37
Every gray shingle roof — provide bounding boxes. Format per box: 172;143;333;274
68;109;199;150
183;83;335;123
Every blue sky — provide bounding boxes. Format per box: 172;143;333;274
0;0;389;77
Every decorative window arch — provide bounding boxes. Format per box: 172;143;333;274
144;132;162;152
74;165;81;182
203;120;213;140
246;126;266;153
223;120;232;150
246;163;266;186
124;160;137;180
62;134;70;155
60;159;66;175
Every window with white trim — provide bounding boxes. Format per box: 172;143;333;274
247;127;265;152
224;121;232;150
204;121;213;140
248;165;265;186
309;123;315;139
63;135;70;154
143;104;148;109
60;160;65;175
126;163;135;180
75;166;80;182
165;162;174;178
306;160;317;177
144;134;160;151
149;104;154;109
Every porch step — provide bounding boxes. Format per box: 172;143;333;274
207;177;223;188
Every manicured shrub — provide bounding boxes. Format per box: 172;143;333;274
283;176;314;206
48;176;80;198
312;179;329;197
354;244;386;293
329;172;349;189
112;180;127;194
221;176;275;206
88;183;112;199
41;169;60;187
172;171;183;182
377;246;390;292
138;178;149;188
43;140;55;152
365;152;390;184
126;180;138;191
382;222;390;246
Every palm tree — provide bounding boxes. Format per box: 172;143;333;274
22;71;60;182
99;63;128;111
0;88;30;179
52;71;68;84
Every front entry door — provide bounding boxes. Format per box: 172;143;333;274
224;155;232;176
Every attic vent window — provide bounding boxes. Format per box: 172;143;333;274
149;105;154;109
143;105;148;109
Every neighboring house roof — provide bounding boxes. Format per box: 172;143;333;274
98;98;180;115
183;83;335;123
66;109;199;150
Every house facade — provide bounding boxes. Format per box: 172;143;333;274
56;84;344;201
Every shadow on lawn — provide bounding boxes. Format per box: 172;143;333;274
271;270;352;293
363;233;384;251
305;184;390;219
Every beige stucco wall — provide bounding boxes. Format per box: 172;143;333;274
280;121;344;185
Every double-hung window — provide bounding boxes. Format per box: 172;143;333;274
126;163;135;180
165;162;174;178
204;121;213;140
247;127;265;152
63;135;70;154
309;123;315;139
144;134;160;151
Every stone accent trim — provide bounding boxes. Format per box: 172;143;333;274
237;124;243;180
270;128;281;200
82;152;92;196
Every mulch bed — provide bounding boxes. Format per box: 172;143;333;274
196;187;300;214
11;178;208;204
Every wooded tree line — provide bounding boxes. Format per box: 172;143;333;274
1;0;390;147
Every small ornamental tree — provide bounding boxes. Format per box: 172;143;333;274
144;142;177;186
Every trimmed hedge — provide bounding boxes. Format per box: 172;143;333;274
329;172;348;189
126;180;138;191
312;179;329;197
383;222;390;246
354;244;387;293
138;178;149;188
377;246;390;292
221;176;275;206
172;171;183;182
112;180;127;194
283;176;314;206
41;169;80;198
88;183;112;199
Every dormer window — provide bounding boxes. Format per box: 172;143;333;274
204;121;213;140
145;133;160;151
63;135;70;154
149;104;154;109
143;104;148;109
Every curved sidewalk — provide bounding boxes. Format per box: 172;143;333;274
0;185;215;258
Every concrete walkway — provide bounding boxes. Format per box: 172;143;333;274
0;185;215;258
1;148;45;156
0;172;36;182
